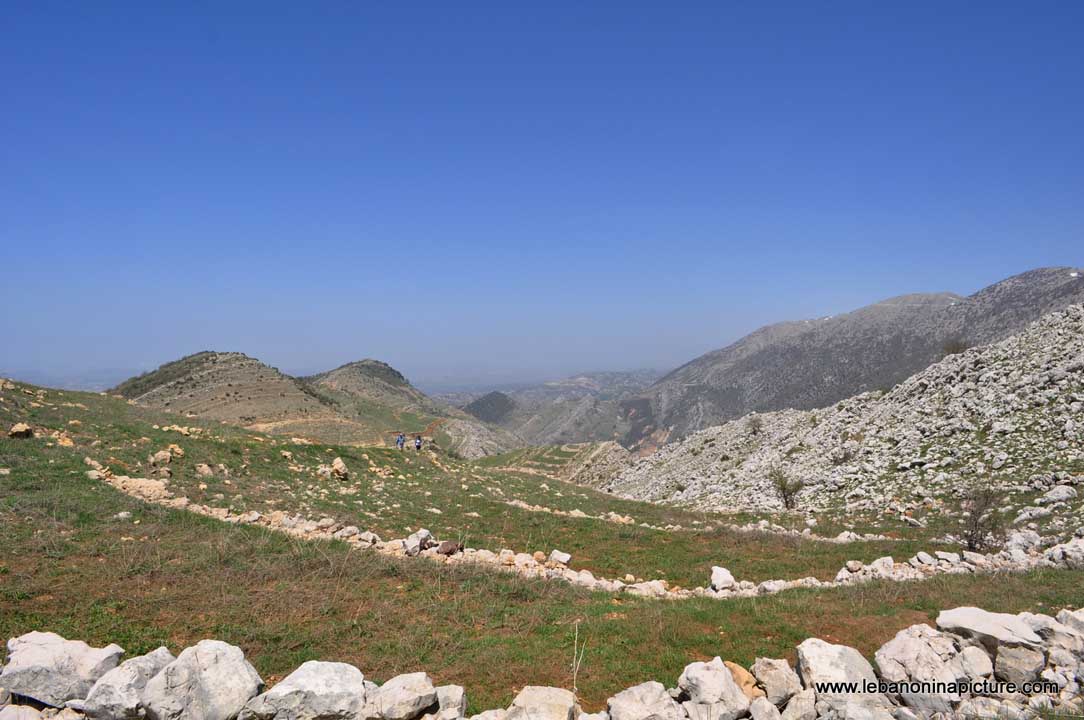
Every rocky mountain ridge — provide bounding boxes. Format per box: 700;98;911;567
604;304;1084;534
623;267;1084;451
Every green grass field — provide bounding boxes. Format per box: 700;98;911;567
2;379;1083;710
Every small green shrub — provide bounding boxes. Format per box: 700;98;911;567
768;466;803;510
958;483;1007;552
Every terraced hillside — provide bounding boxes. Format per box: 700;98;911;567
3;376;1083;711
114;353;519;458
478;442;633;489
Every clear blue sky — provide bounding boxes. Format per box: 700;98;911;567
3;2;1082;389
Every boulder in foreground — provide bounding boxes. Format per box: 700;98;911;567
84;647;175;719
239;661;365;720
141;640;262;720
0;631;124;707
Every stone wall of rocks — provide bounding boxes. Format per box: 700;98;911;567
503;499;892;544
3;605;1083;720
92;458;1084;601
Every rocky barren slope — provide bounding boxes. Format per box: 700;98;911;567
624;267;1084;451
606;304;1084;536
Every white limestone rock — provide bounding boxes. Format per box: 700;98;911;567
0;707;42;720
1055;607;1084;635
873;624;959;716
141;640;263;720
945;646;993;682
84;647;175;719
506;687;576;720
778;689;814;720
710;567;735;591
548;550;572;566
404;531;435;557
994;646;1046;686
239;661;366;720
935;607;1041;653
607;682;683;720
0;632;124;707
677;657;749;720
436;686;467;720
795;638;893;718
373;673;438;720
747;697;781;720
750;659;800;708
1040;486;1077;504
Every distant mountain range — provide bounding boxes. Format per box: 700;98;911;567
0;367;142;392
27;266;1084;457
619;266;1084;451
452;369;663;446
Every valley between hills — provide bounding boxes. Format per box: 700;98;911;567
2;266;1084;719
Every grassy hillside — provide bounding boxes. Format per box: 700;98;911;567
112;353;520;458
3;381;945;587
2;378;1083;710
112;351;219;399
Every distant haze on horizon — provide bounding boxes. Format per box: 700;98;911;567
2;3;1082;390
4;266;1081;393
